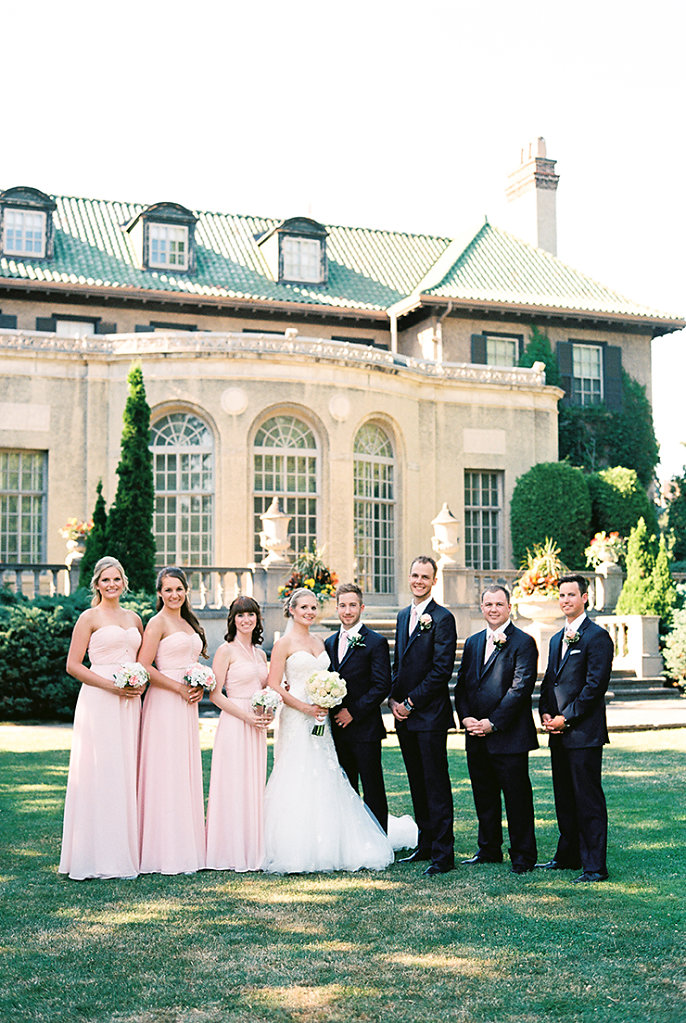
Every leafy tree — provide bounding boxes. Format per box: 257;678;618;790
665;461;686;562
587;466;658;538
518;325;561;387
663;606;686;689
105;363;156;593
615;518;677;621
558;371;659;486
78;480;109;588
510;461;591;569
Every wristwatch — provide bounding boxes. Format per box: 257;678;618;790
403;699;413;713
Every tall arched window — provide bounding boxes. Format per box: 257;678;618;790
150;412;214;566
354;423;395;595
253;415;318;560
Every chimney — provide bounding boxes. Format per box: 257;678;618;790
505;137;559;254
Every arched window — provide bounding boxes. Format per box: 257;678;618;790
253;415;318;560
150;412;214;567
354;423;395;595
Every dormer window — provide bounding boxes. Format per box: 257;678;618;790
0;186;56;260
124;201;197;274
4;209;46;257
257;216;328;285
148;223;188;270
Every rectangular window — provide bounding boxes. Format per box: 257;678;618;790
3;209;46;257
464;470;502;570
55;319;97;337
572;343;603;405
0;450;47;562
148;223;188;270
485;335;518;367
282;237;321;283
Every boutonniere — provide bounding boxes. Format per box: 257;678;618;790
493;634;507;650
564;630;580;645
419;613;433;631
347;634;365;650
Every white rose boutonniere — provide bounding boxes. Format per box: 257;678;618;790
347;634;365;650
419;613;433;631
493;634;507;650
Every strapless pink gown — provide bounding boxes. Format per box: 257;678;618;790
59;625;142;880
138;631;206;874
206;643;269;871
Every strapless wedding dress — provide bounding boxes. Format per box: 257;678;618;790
263;650;395;873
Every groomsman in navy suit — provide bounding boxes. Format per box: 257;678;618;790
538;574;614;883
325;583;392;831
390;556;458;875
454;585;539;873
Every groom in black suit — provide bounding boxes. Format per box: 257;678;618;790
325;583;391;831
538;574;614;883
390;556;458;875
454;585;539;873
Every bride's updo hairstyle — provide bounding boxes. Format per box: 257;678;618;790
225;596;264;645
284;587;318;619
90;556;129;606
156;566;208;657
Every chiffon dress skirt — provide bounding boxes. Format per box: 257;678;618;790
263;650;394;874
205;645;269;871
138;631;206;874
59;625;142;880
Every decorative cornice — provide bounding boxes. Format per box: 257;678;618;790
0;330;548;388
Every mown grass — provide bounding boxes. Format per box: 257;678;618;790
1;724;684;1023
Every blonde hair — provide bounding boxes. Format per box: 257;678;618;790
90;556;129;606
284;587;318;619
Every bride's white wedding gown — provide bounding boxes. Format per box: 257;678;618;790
263;650;396;874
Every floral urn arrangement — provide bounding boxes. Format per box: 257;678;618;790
512;537;568;622
278;545;338;608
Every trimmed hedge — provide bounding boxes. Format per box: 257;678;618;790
510;461;591;568
0;588;155;721
587;466;658;538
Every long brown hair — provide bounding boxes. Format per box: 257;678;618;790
224;596;264;645
156;567;207;657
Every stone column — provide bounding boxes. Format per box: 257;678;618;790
594;562;624;613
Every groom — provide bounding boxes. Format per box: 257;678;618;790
390;556;457;875
325;583;392;831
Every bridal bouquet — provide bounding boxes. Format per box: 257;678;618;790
306;669;347;736
183;663;217;691
113;662;149;690
251;688;281;714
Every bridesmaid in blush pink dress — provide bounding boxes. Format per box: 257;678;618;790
206;597;271;872
59;556;145;880
137;567;207;874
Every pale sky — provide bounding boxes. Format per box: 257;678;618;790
5;0;685;476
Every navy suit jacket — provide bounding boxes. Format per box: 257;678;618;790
324;624;391;743
391;598;457;732
454;622;539;755
539;616;613;748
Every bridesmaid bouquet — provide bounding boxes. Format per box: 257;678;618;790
183;664;217;691
113;662;149;690
251;689;281;714
306;669;347;736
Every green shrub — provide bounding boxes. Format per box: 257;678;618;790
587;466;658;538
662;607;686;690
518;325;561;387
0;589;155;721
79;479;109;588
615;518;677;622
510;461;591;568
665;469;686;562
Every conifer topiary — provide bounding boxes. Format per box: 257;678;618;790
78;480;108;588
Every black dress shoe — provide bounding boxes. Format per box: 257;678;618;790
571;871;609;883
511;864;535;874
535;859;580;870
461;854;502;865
423;863;453;876
398;849;432;864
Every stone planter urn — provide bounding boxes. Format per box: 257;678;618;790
516;595;562;623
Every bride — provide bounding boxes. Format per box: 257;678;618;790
262;588;395;873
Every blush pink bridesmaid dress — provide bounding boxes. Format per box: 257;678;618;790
137;631;206;874
59;625;142;880
205;643;269;871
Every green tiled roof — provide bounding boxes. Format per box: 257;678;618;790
0;193;681;325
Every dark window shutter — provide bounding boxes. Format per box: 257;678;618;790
0;313;17;328
603;345;622;411
471;334;487;363
557;341;573;402
135;324;150;332
95;322;117;334
36;316;56;332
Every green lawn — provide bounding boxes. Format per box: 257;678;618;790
1;723;684;1023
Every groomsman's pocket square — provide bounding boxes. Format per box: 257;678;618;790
569;650;581;656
